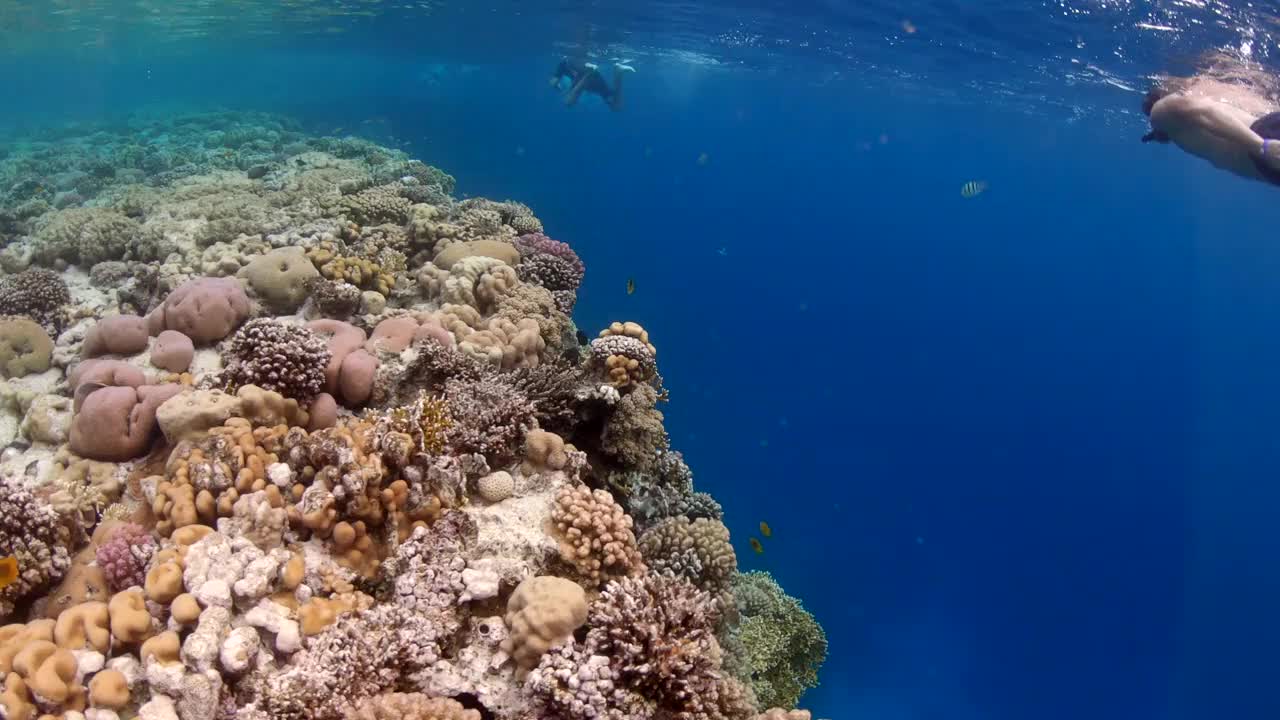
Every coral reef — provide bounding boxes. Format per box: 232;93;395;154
722;572;828;711
0;112;823;720
222;319;331;405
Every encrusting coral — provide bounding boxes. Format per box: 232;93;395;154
0;112;825;720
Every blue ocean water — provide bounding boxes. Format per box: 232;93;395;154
4;1;1280;718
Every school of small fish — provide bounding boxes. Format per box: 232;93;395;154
961;180;989;198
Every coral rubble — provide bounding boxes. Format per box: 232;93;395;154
0;111;826;720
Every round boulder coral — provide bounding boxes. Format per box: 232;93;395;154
242;246;320;312
223;319;331;405
146;276;251;345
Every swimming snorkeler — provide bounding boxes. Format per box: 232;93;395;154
550;57;634;111
1141;56;1280;187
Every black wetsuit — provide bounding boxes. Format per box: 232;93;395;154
552;58;622;109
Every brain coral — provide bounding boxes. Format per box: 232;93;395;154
223;319;331;405
0;475;71;619
0;316;54;378
0;268;70;334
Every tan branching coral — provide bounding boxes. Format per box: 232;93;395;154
550;485;645;587
344;693;482;720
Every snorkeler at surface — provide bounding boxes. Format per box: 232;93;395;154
550;57;634;110
1141;59;1280;187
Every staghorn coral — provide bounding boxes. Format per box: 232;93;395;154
223;319;331;405
0;267;70;334
723;572;827;711
550;485;645;588
0;475;72;619
639;516;739;600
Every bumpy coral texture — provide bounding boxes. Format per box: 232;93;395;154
0;475;71;619
723;572;828;711
224;319;332;405
344;693;481;720
95;522;157;593
442;373;535;465
514;233;585;313
0;267;70;333
530;574;757;720
551;485;645;587
601;383;669;473
639;516;739;599
618;450;724;532
33;206;140;265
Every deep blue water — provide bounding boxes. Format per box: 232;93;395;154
6;1;1280;718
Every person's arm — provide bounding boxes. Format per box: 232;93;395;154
1155;95;1263;152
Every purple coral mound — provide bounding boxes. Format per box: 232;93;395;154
95;522;156;593
514;233;584;313
224;319;331;405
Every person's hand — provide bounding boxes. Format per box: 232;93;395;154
1262;137;1280;168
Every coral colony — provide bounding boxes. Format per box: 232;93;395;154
0;112;826;720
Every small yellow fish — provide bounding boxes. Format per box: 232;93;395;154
759;521;772;538
0;555;18;589
749;538;764;555
961;180;989;198
626;278;635;295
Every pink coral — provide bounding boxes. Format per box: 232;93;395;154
514;233;585;313
146;276;250;345
95;523;156;593
82;314;149;358
69;384;184;461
